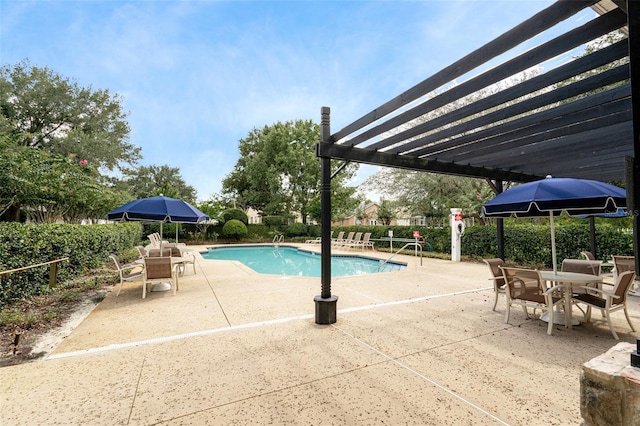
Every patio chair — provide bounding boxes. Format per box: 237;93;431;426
136;245;148;258
612;256;635;278
561;259;602;285
148;247;172;257
483;258;505;311
110;254;143;297
571;271;636;340
581;251;596;261
500;266;564;335
142;256;178;298
169;246;196;275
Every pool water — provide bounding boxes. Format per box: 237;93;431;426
201;245;406;277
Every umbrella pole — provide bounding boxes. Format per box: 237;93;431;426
550;212;557;274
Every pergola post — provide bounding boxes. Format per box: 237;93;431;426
627;0;639;367
314;106;338;324
496;180;505;261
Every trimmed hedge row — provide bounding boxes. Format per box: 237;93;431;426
331;223;633;268
0;222;143;306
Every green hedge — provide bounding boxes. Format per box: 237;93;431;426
332;222;633;268
0;222;143;306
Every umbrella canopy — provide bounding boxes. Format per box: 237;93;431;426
481;177;627;273
108;195;209;224
108;195;210;243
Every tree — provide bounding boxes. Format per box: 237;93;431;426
362;168;492;220
0;139;130;223
376;199;397;225
222;120;359;224
0;60;140;171
118;164;197;203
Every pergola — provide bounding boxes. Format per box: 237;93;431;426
314;0;639;324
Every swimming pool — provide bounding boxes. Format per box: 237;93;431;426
201;245;406;277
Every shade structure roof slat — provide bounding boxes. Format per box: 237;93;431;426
317;1;635;185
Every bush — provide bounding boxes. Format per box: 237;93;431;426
0;222;143;306
221;208;248;225
285;223;308;237
262;215;288;227
222;219;248;240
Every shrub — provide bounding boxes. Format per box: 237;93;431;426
285;223;308;237
0;222;142;306
262;215;288;227
222;219;248;240
221;208;248;225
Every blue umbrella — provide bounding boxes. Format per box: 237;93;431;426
481;177;627;272
108;195;210;243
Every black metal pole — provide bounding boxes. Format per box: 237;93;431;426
589;217;597;259
627;0;640;275
315;106;338;324
496;180;505;260
627;0;639;368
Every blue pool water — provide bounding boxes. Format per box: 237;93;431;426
201;245;406;277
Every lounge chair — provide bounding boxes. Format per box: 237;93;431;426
343;232;363;249
359;233;374;251
110;254;143;297
331;231;345;246
337;231;355;247
483;258;505;311
305;231;332;244
571;270;636;340
500;266;564;335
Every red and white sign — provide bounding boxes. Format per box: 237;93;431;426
454;213;463;221
413;230;420;238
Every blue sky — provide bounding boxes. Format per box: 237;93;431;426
1;1;596;202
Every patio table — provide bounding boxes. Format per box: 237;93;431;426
539;270;603;330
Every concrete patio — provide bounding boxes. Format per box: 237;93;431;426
1;244;639;425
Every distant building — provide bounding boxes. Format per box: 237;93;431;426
332;203;399;226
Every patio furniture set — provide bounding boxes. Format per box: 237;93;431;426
484;255;637;340
111;233;197;299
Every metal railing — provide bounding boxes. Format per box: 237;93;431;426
378;243;422;271
272;234;284;247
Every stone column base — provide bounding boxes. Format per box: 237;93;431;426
581;342;640;426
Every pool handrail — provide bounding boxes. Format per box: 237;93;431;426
378;242;423;271
273;234;285;247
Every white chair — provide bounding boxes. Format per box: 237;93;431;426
483;258;505;311
500;266;564;336
110;255;143;297
572;271;636;340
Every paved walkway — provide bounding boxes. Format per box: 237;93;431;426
1;244;639;425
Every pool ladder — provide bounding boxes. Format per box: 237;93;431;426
378;242;422;271
273;234;284;248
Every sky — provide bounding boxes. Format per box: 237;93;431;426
0;0;596;202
